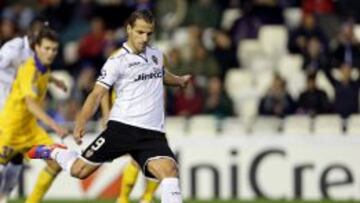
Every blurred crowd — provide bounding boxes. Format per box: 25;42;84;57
1;0;360;124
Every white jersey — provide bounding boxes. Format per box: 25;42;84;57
0;36;33;109
96;43;165;132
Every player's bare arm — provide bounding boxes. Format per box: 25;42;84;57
25;96;68;137
100;90;111;127
162;54;191;88
74;84;108;144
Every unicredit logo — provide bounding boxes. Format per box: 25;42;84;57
134;70;163;82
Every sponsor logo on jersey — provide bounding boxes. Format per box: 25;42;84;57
129;61;141;68
134;69;163;82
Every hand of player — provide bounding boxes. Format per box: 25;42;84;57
179;74;191;88
100;116;108;130
74;119;86;145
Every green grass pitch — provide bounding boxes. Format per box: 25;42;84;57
8;199;360;203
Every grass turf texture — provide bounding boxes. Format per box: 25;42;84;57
8;200;360;203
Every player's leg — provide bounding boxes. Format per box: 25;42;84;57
25;127;66;203
0;165;6;203
140;178;159;203
67;121;139;179
0;134;18;203
119;159;159;203
27;123;126;179
0;154;23;201
118;159;140;203
27;143;100;179
0;154;16;203
25;160;61;203
133;130;182;203
146;159;181;203
117;159;160;203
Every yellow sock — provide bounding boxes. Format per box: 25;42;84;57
118;161;140;203
25;167;57;203
140;179;159;203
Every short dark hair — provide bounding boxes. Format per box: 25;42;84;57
35;27;59;45
29;17;49;33
126;9;154;27
28;17;50;49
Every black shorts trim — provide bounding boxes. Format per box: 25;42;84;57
143;156;178;180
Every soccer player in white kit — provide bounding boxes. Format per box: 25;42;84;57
0;20;66;203
28;10;190;203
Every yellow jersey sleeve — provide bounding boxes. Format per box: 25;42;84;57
18;61;39;99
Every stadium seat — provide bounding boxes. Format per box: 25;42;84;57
221;8;242;31
172;27;190;49
283;8;302;28
313;115;344;135
286;71;306;98
277;54;303;79
165;116;187;137
316;71;335;100
249;55;274;76
237;39;264;68
283;115;312;135
346;114;360;135
187;115;219;137
237;97;259;127
258;26;288;60
220;117;247;136
276;54;305;98
250;116;282;136
63;41;79;65
332;67;359;80
254;71;273;96
354;25;360;41
224;69;254;100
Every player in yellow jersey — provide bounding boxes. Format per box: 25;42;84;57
120;160;159;203
0;19;68;203
0;27;68;203
101;90;159;203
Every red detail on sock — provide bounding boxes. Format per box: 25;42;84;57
26;147;37;158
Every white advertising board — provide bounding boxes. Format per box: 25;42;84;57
18;134;360;200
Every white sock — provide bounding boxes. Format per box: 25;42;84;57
161;177;182;203
2;163;22;194
51;148;79;173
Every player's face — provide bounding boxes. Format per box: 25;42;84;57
127;19;154;53
35;38;59;66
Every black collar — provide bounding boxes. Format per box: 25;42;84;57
122;42;148;62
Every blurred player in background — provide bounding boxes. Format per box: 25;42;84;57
28;9;190;203
0;19;41;203
0;27;67;203
120;160;159;203
101;92;159;203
